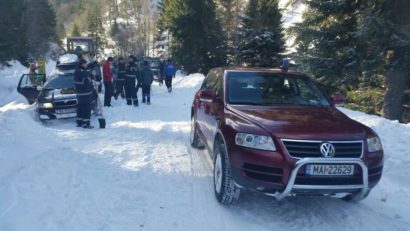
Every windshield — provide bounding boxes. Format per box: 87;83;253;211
44;73;75;90
227;72;330;107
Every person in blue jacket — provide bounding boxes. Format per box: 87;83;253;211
74;59;94;129
164;59;176;93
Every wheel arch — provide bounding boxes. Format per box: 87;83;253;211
213;130;230;162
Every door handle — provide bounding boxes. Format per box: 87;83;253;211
200;98;213;103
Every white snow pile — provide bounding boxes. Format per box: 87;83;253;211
0;60;56;106
0;67;409;230
0;61;30;105
58;54;78;64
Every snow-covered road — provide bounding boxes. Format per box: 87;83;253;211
1;72;409;231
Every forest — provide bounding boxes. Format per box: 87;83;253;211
0;0;409;122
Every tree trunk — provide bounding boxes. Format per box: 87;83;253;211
382;0;410;121
382;68;407;121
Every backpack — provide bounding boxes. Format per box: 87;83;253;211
165;64;175;76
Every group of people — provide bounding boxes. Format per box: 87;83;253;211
74;55;177;129
102;56;155;107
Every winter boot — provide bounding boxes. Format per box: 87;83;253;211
83;123;94;129
133;100;139;107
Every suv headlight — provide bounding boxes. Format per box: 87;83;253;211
39;102;53;109
235;133;276;151
367;136;383;152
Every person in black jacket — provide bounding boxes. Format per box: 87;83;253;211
115;57;126;100
125;55;139;107
158;60;165;86
88;59;102;93
141;61;154;105
74;59;94;129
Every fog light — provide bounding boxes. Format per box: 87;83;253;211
39;102;53;109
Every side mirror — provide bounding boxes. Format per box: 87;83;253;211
330;92;346;105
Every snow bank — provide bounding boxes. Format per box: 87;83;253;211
0;61;29;105
338;107;410;220
0;60;56;106
173;73;204;89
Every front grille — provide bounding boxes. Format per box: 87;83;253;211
282;140;363;158
242;163;283;183
54;100;77;107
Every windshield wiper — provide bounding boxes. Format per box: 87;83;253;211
231;102;263;105
296;102;328;107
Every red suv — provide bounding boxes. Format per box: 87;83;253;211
190;67;383;205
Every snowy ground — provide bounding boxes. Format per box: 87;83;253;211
1;64;409;231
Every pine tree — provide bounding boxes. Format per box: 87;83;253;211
239;0;285;67
24;0;58;61
87;3;106;53
356;0;410;120
155;0;170;57
216;0;245;65
290;0;361;93
76;0;85;12
71;23;81;36
0;0;28;65
159;0;226;73
291;0;410;121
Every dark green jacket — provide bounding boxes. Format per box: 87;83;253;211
141;67;153;86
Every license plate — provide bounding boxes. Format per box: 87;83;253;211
306;165;354;176
57;113;77;119
56;108;76;114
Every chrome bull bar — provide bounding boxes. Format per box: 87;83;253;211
266;158;369;200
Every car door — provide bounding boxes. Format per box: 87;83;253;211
17;74;46;104
196;70;216;142
201;69;224;148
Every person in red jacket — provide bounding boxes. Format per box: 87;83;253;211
103;57;114;107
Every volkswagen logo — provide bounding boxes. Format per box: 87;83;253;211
320;143;335;158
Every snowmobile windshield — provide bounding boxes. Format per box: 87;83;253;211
44;73;75;90
227;72;331;107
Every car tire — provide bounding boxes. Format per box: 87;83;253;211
341;189;371;202
190;116;204;149
213;139;240;205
